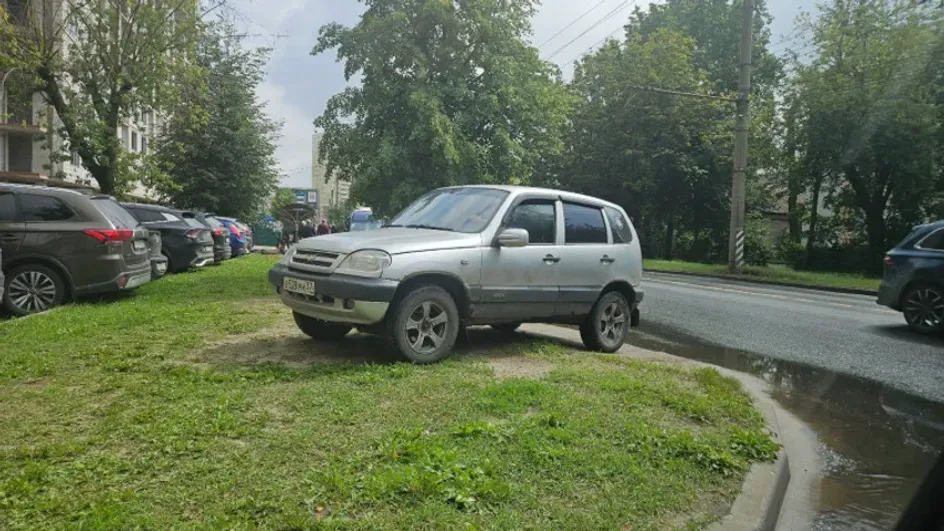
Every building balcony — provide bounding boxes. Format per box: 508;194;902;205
0;121;44;135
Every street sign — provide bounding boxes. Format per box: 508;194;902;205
292;189;318;205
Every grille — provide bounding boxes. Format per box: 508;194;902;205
291;249;343;271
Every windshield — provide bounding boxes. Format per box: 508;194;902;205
388;188;509;233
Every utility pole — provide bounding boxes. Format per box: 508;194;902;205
728;0;754;272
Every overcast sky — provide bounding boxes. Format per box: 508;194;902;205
228;0;818;189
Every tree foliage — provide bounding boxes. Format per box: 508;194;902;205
312;0;574;217
0;0;208;195
153;20;281;220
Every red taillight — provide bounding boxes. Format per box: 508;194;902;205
229;226;241;237
185;229;203;239
212;228;223;237
884;255;895;266
83;229;134;243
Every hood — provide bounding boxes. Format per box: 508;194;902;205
296;227;483;255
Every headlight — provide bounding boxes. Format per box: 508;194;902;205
278;246;296;265
336;250;392;278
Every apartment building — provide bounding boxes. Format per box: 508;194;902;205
0;0;160;198
311;132;350;220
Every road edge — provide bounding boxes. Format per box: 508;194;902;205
706;453;791;531
645;268;878;296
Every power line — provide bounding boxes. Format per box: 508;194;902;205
537;0;609;48
546;1;634;60
626;84;738;103
565;25;624;65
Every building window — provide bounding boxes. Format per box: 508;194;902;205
72;151;82;167
131;131;138;152
140;136;148;155
121;126;129;150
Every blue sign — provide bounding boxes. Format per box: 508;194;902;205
294;190;307;202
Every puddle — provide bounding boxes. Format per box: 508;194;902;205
625;322;944;531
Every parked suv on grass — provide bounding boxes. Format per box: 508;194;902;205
0;184;151;316
878;220;944;333
121;203;215;273
269;185;644;363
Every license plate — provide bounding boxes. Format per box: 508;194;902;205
133;240;147;251
283;277;315;296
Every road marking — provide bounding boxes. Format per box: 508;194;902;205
646;277;900;315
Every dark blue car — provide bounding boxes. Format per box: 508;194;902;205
214;217;248;257
878;221;944;333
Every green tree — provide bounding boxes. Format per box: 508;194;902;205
153;20;281;220
311;0;574;216
0;0;208;195
270;189;296;219
787;0;944;271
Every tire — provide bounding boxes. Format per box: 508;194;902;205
3;264;67;316
491;322;522;333
386;285;460;364
579;291;631;353
293;312;352;340
902;283;944;334
162;251;175;273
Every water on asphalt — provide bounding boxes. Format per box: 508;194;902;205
625;321;944;531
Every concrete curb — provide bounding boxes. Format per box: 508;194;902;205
706;453;791;531
645;268;879;296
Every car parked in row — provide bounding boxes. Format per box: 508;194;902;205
148;230;168;279
182;212;232;264
878;220;944;333
215;217;248;257
1;184;151;315
121;203;215;274
269;185;644;363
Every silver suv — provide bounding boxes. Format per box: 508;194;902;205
268;186;643;363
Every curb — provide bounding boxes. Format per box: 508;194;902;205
644;268;879;296
706;453;791;531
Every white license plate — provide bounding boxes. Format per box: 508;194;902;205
283;277;315;296
133;240;147;251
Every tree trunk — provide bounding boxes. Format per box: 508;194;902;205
663;218;675;260
804;176;823;269
787;181;801;244
864;204;887;276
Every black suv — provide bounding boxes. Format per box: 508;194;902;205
182;212;232;264
0;184;152;315
121;203;215;273
878;221;944;333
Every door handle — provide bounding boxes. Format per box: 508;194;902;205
543;254;561;264
601;255;615;264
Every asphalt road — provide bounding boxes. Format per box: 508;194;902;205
638;272;944;402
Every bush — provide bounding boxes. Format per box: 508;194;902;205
744;213;773;266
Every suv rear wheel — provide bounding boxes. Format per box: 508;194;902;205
293;312;352;340
902;283;944;334
580;291;631;353
3;264;66;316
387;285;460;364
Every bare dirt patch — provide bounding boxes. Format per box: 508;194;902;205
487;356;555;380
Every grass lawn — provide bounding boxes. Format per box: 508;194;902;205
0;255;778;530
644;259;881;291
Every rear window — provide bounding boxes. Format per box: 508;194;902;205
204;216;223;229
183;217;205;230
92;198;140;228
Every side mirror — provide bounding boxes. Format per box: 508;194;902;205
497;228;529;248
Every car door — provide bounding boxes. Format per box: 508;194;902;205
556;202;612;317
478;197;561;321
0;191;24;261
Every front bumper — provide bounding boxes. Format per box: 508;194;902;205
268;264;399;325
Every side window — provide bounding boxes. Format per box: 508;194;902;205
563;203;607;244
918;229;944;251
605;206;633;244
20;194;74;222
0;193;16;222
507;200;556;245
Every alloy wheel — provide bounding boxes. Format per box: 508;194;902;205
8;270;58;314
405;301;450;355
597;299;628;347
904;286;944;332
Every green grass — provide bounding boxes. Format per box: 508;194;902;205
644;259;881;291
0;255;778;530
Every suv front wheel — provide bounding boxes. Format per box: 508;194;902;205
3;264;66;316
580;291;631;353
387;285;460;364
